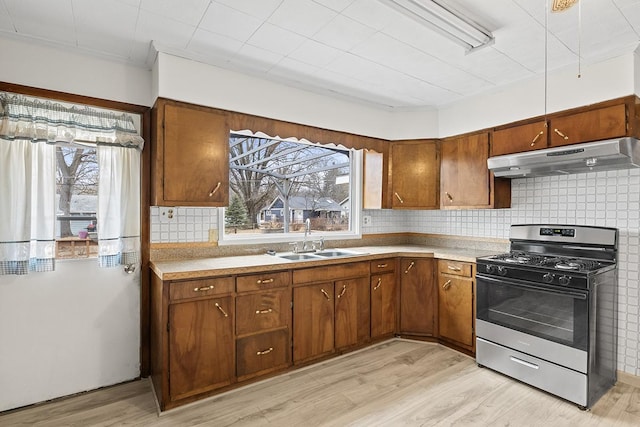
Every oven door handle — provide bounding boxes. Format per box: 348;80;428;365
476;274;588;300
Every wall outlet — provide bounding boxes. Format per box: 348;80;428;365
158;207;176;223
363;215;372;226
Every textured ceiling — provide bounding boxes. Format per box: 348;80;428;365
1;0;639;109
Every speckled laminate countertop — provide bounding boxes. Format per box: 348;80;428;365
150;245;500;281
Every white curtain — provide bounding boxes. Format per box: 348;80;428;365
97;145;141;267
0;92;143;275
0;140;56;274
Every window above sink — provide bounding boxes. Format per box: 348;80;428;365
219;130;363;246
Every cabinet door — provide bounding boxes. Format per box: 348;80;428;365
399;259;436;336
438;276;474;347
293;283;334;363
168;296;234;400
162;103;229;205
390;140;439;209
549;104;627;147
440;133;491;208
335;276;370;350
371;272;397;339
492;120;548;156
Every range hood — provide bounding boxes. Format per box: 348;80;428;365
488;137;640;178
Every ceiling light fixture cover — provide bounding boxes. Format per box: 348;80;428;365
378;0;494;52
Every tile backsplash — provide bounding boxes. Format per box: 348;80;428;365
150;168;640;376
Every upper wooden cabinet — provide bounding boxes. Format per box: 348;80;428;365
492;120;547;156
491;96;640;156
152;99;229;206
549;104;627;147
441;132;511;209
390;139;439;209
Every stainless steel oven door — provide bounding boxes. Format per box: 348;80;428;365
476;274;589;370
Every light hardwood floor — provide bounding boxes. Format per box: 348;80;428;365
2;340;639;426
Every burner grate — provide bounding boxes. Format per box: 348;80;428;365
489;252;605;272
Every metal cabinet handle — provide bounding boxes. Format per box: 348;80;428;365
404;261;415;274
531;130;544;146
553;128;569;140
321;288;331;300
377;263;388;268
337;284;347;299
394;192;404;204
257;278;274;284
214;302;229;317
208;182;222;197
255;308;273;314
442;280;452;290
256;347;274;356
447;265;462;272
373;277;382;290
445;192;453;202
193;285;214;292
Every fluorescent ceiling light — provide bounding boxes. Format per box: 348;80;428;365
378;0;494;52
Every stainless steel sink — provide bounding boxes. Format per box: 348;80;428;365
278;253;320;261
314;250;358;257
275;249;363;261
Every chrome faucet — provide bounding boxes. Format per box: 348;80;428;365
302;218;311;251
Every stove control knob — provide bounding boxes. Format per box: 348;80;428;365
497;266;507;276
558;275;571;286
543;273;555;283
485;264;496;274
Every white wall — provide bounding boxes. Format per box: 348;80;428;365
0;37;153;107
0;259;140;412
154;52;440;140
438;53;636;137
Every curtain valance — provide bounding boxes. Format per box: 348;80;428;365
0;93;143;149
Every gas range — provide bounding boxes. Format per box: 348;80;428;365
475;224;619;409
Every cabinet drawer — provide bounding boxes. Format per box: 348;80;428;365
293;261;369;284
237;271;290;293
437;260;472;277
236;289;290;335
237;329;290;378
169;276;234;301
370;258;395;273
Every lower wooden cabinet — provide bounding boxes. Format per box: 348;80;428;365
334;276;370;350
370;272;397;339
399;259;436;336
293;282;335;364
437;260;475;351
168;295;235;401
150;256;477;412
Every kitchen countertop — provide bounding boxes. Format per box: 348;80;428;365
150;245;499;281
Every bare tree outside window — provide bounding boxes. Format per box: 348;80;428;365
55;146;98;238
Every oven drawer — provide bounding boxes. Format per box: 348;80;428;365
476;337;587;406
